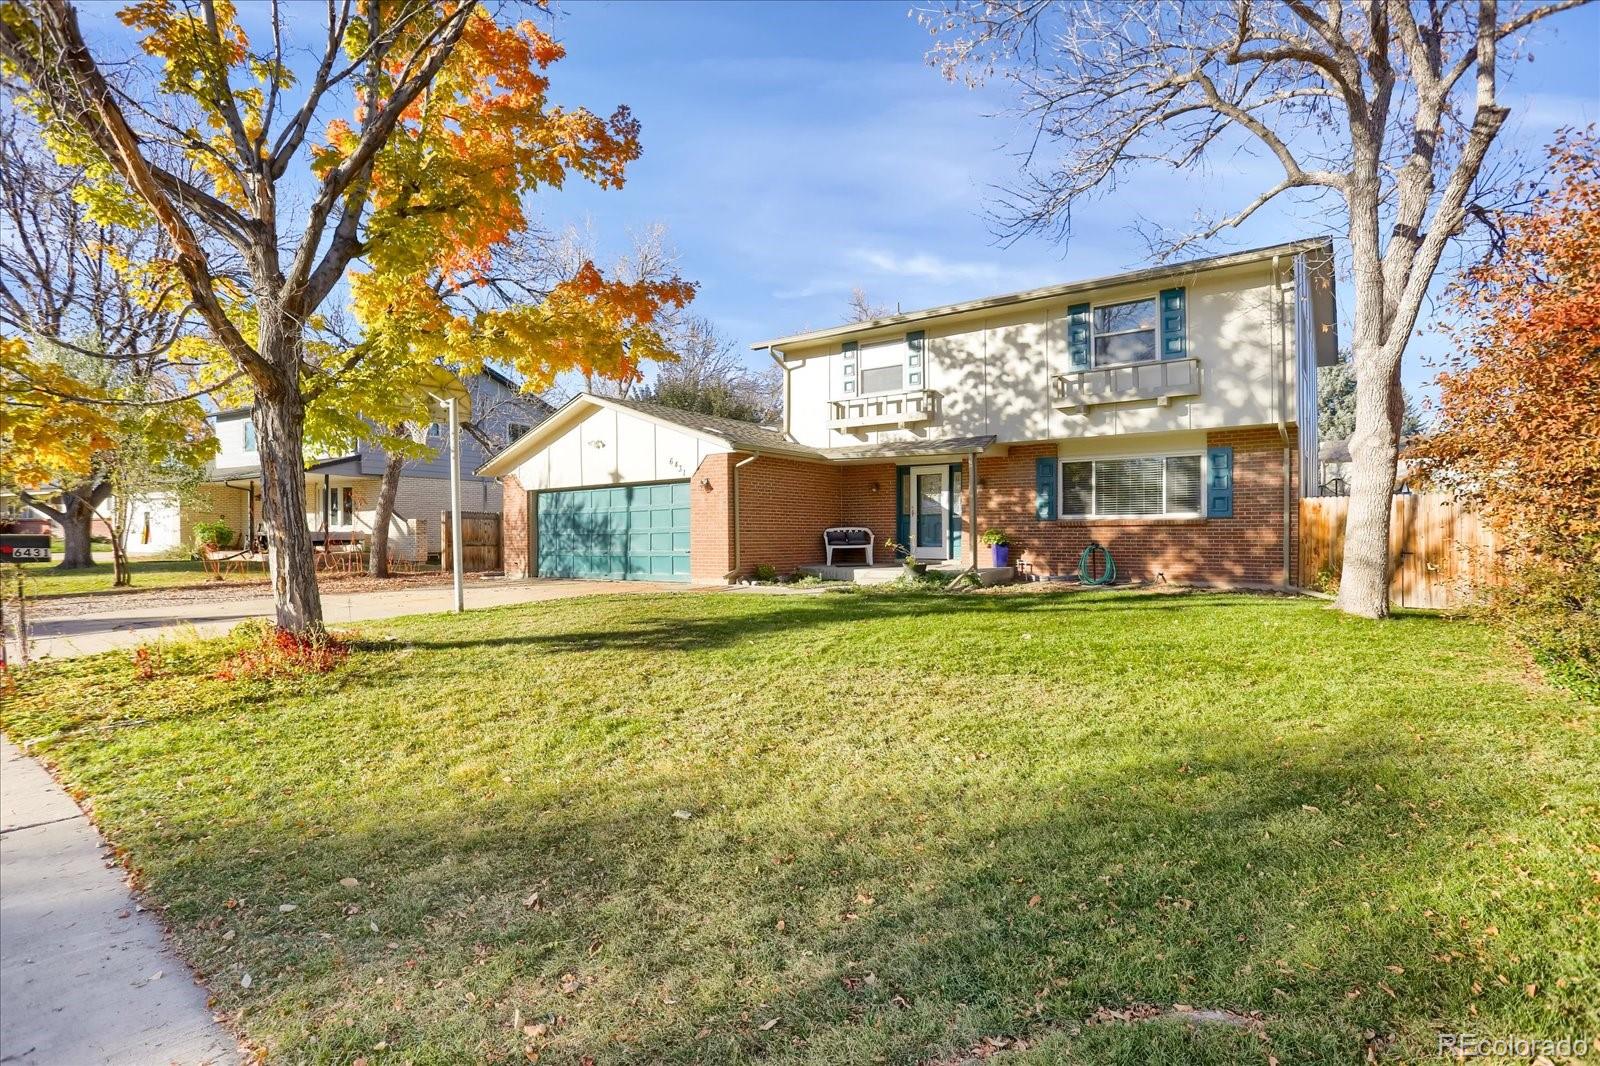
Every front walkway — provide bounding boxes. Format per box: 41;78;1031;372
9;579;693;660
0;740;237;1065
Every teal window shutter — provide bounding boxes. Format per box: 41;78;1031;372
841;340;859;395
1067;304;1091;370
895;466;910;546
1035;457;1057;520
948;462;962;558
906;331;925;388
1160;287;1186;359
1206;446;1233;517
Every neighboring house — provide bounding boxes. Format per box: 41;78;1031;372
482;238;1338;587
132;369;551;558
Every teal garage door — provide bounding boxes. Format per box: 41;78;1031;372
536;481;691;581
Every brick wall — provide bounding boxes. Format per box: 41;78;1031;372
689;453;736;582
837;463;899;556
501;474;530;578
967;427;1298;587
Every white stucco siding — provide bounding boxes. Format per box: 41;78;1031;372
780;259;1303;449
510;406;729;490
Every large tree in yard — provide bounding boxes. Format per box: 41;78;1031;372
925;0;1582;618
0;113;214;570
0;1;691;636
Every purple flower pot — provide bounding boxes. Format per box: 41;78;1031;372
991;544;1011;567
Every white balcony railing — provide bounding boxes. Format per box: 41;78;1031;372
829;389;938;430
1052;356;1201;411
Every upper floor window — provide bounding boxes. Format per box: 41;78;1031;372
508;422;532;443
1060;453;1202;518
242;421;257;452
859;364;904;395
1093;298;1158;367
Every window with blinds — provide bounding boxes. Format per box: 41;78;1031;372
1059;454;1204;517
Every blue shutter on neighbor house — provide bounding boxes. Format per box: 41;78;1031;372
1067;303;1091;370
1035;457;1057;520
841;341;859;395
906;331;925;389
895;465;910;547
1160;287;1187;359
1206;445;1234;517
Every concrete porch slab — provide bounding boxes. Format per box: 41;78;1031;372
795;563;1015;586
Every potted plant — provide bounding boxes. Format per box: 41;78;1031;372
883;539;926;575
981;529;1011;567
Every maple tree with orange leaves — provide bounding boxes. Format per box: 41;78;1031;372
0;1;693;636
1419;128;1600;557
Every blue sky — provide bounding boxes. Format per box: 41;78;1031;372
531;0;1600;403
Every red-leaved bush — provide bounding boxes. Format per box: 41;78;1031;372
214;627;348;682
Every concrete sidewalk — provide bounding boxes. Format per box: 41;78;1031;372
0;740;237;1065
12;579;692;660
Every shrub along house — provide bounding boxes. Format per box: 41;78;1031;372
481;238;1337;586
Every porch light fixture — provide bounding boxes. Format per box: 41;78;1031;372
870;481;880;493
699;478;713;491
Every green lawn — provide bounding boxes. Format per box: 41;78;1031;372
14;555;226;598
2;589;1595;1064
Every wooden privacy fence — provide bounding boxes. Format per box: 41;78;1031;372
1300;493;1504;608
441;510;502;573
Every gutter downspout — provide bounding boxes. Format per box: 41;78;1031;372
1273;254;1292;589
723;453;760;583
764;346;794;440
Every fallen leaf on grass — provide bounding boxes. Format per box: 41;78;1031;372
759;1017;780;1031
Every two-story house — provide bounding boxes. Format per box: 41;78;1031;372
129;368;552;560
482;238;1337;588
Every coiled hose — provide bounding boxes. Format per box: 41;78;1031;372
1079;541;1116;585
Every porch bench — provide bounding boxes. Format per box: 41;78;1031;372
823;526;874;566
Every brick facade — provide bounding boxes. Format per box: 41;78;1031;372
501;474;531;578
689;454;899;581
504;426;1296;587
689;453;737;582
963;426;1297;587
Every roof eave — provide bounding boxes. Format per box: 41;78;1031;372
751;237;1335;351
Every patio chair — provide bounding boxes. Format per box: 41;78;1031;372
823;527;874;566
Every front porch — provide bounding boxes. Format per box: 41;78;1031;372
795;561;1016;586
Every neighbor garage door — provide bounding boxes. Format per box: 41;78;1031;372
535;481;691;581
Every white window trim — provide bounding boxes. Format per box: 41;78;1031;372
1058;450;1204;520
1089;293;1161;369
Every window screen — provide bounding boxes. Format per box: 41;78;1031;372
860;364;904;394
1095;456;1164;515
1166;455;1203;513
1061;461;1093;516
1058;454;1204;517
1092;298;1157;366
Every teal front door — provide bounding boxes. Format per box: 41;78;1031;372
536;481;691;581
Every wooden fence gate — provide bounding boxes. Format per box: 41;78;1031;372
441;510;502;573
1299;493;1503;608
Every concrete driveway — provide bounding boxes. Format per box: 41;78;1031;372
10;579;693;660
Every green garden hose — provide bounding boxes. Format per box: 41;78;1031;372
1079;541;1116;585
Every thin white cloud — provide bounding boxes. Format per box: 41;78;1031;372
848;248;1011;287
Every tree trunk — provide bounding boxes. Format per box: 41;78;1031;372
254;387;324;637
368;448;406;578
25;484;100;569
109;502;130;587
1337;340;1405;618
57;489;96;569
